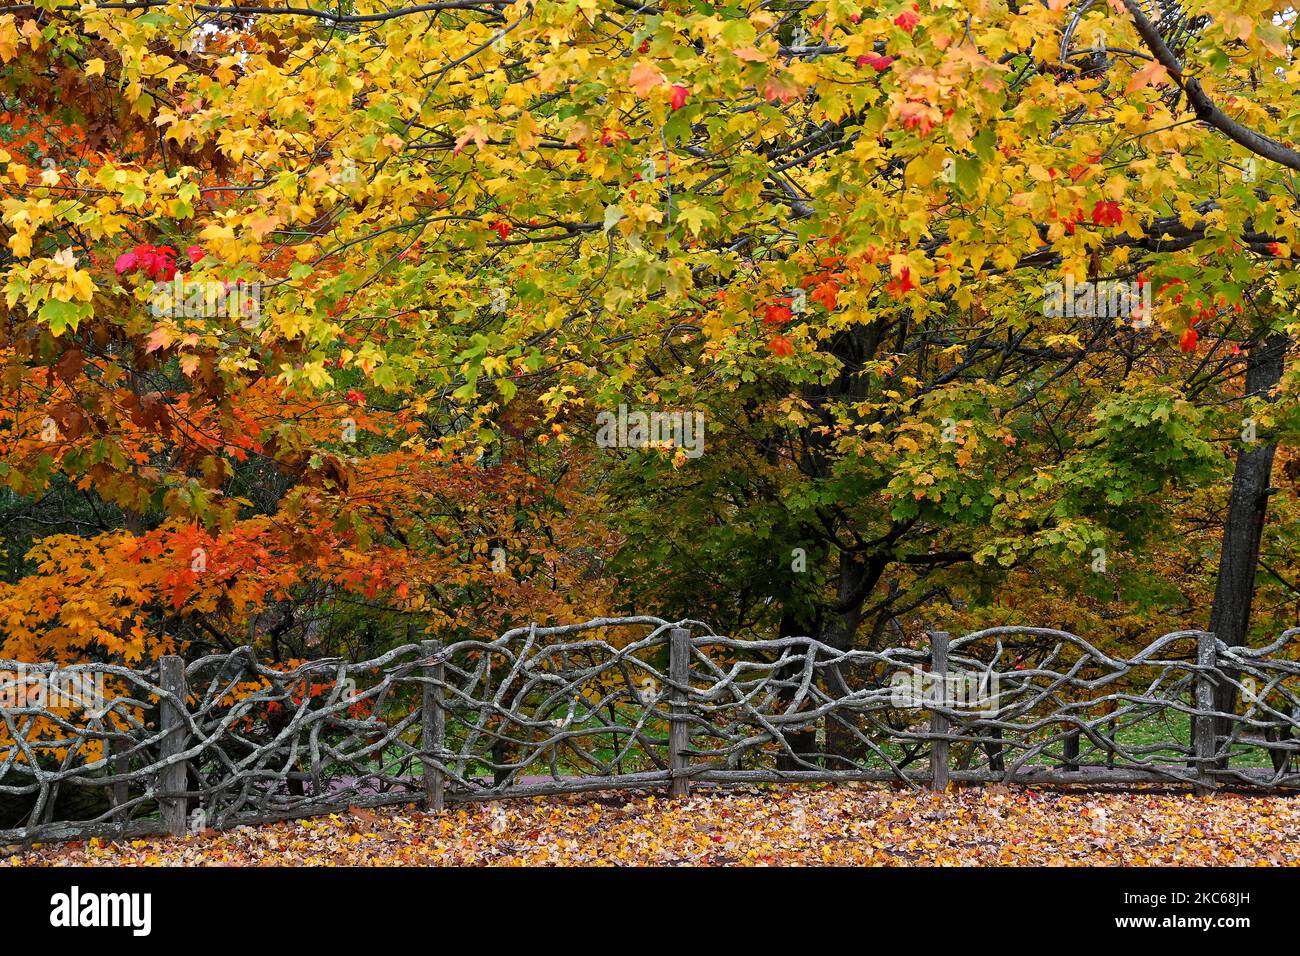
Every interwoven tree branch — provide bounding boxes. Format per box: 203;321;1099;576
4;618;1300;845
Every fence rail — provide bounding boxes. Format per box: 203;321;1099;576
4;616;1300;845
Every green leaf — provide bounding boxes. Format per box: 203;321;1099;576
39;299;88;336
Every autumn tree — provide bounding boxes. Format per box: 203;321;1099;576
0;0;1297;713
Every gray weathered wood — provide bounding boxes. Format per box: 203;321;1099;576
452;770;674;801
929;630;949;791
13;616;1300;848
5;817;170;847
111;735;129;822
692;766;1260;786
668;627;691;798
1195;631;1218;796
157;656;189;836
422;639;445;812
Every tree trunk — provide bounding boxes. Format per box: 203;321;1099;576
1208;333;1288;762
822;555;882;763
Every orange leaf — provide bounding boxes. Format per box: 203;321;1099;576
629;61;666;98
1126;61;1169;94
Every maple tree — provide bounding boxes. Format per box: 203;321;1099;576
0;0;1296;741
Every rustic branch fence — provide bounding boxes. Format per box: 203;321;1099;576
4;616;1300;845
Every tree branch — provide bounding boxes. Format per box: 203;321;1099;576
1121;0;1300;172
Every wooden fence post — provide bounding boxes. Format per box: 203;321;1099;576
110;735;130;822
668;627;691;798
157;655;189;836
1062;730;1080;771
929;631;950;791
422;639;445;812
1195;631;1218;796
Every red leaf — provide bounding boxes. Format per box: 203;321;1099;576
767;334;795;357
894;9;919;32
1090;200;1122;227
763;304;792;327
856;54;896;71
886;267;915;296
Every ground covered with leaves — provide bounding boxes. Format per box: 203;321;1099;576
6;785;1300;866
